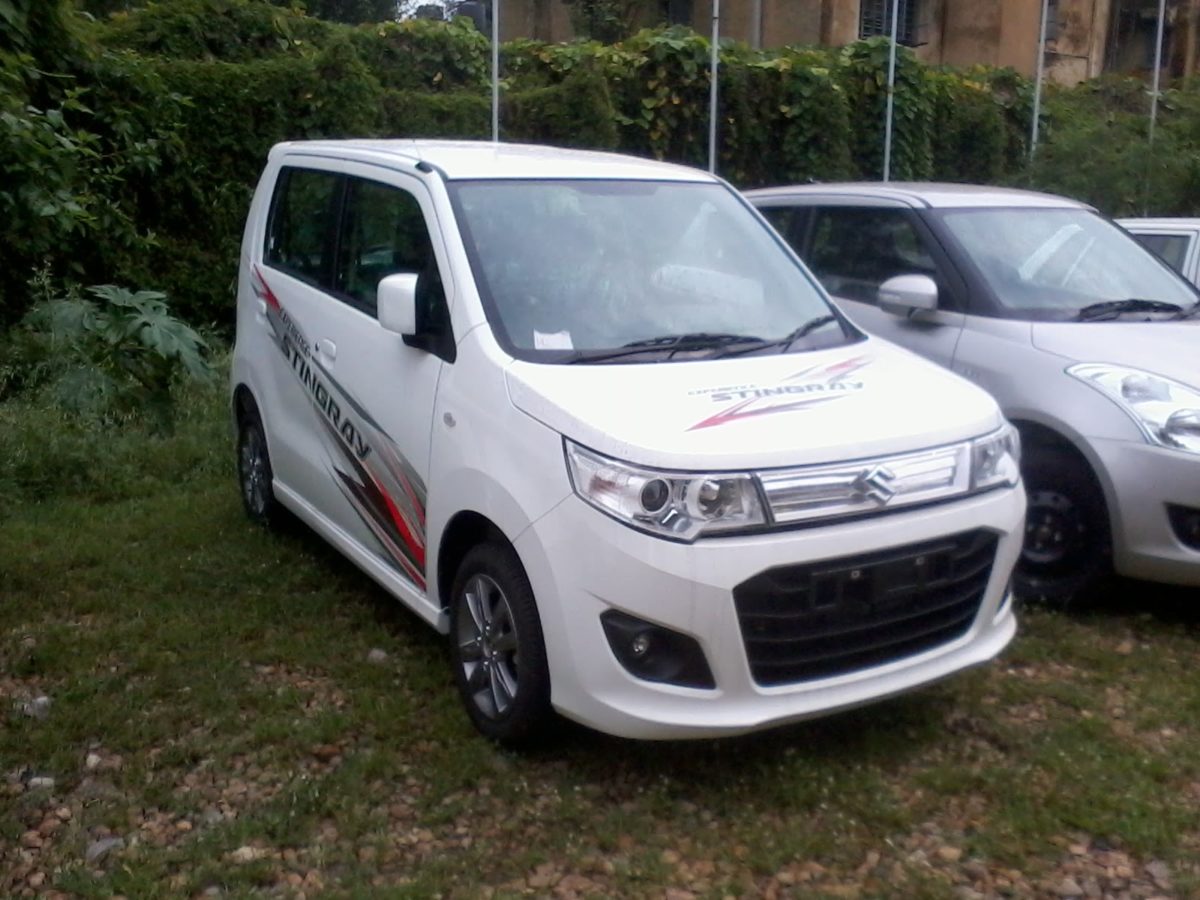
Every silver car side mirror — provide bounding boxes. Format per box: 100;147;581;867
377;273;419;336
878;274;939;316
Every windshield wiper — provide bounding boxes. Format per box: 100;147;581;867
1076;299;1185;321
565;332;763;364
711;315;839;358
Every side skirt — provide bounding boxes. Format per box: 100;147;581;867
275;480;448;634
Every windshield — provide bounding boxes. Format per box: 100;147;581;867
937;208;1198;320
448;179;854;362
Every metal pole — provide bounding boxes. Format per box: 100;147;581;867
751;0;763;49
1031;0;1050;157
1150;0;1167;146
882;0;901;181
708;0;720;173
491;0;500;143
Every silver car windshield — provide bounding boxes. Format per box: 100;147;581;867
449;179;851;362
938;208;1197;317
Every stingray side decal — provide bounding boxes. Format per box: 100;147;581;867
253;268;427;589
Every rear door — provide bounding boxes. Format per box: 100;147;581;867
256;158;453;597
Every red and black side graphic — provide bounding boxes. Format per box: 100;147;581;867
252;267;427;590
688;355;872;431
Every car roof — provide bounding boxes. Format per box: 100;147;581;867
745;182;1093;211
271;139;714;183
1117;217;1200;229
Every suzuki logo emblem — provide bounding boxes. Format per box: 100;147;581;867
853;465;897;505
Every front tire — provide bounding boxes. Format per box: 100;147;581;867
1016;446;1111;605
449;541;552;746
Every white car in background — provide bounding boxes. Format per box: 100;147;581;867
749;183;1200;603
1118;218;1200;287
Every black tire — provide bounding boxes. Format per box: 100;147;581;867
236;405;282;527
448;540;553;746
1016;446;1111;606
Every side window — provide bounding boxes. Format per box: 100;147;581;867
1130;232;1191;273
759;206;796;240
808;207;941;305
336;177;447;325
265;167;342;290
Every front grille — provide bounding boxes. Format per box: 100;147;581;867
757;442;971;527
733;530;998;686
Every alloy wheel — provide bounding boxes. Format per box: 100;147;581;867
455;574;521;719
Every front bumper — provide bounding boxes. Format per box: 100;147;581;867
516;485;1025;740
1092;438;1200;586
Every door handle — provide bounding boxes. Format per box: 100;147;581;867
317;338;337;361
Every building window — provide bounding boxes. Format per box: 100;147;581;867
860;0;920;46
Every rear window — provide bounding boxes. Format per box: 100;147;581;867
265;167;342;291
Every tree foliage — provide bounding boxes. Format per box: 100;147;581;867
18;0;1191;338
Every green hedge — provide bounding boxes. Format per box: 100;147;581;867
20;0;1177;331
1023;76;1200;216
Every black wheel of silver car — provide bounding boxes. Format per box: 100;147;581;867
1015;446;1110;606
449;541;552;746
237;408;280;526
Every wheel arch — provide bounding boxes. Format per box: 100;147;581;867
436;510;511;613
232;383;259;425
1009;417;1115;548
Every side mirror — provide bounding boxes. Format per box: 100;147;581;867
878;274;939;316
377;273;419;336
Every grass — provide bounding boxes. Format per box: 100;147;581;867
3;383;1200;898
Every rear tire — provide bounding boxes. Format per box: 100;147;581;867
1016;446;1111;606
448;540;553;746
237;406;282;527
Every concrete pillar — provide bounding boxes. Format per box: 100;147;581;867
821;0;861;45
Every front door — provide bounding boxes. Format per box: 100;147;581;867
256;159;453;602
802;204;966;369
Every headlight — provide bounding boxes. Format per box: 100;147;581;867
1069;364;1200;455
565;441;766;541
971;423;1022;490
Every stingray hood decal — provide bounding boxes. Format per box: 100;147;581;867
252;267;427;589
687;355;871;431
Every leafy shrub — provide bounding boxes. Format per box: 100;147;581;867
505;66;619;148
836;37;933;180
0;44;187;327
1024;77;1200;216
928;70;1007;183
965;65;1035;172
350;17;489;91
4;283;214;431
380;89;489;137
92;0;334;61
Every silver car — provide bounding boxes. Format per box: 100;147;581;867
748;183;1200;601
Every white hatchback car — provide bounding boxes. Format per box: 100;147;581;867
749;183;1200;602
233;143;1024;743
1118;218;1200;288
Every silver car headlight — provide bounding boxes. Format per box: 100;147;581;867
564;440;766;541
971;423;1022;490
1069;364;1200;455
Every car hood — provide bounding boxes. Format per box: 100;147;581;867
1031;320;1200;388
505;338;1003;470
